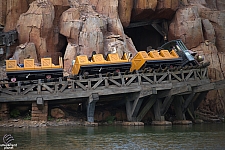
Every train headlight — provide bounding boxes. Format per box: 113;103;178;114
196;55;204;62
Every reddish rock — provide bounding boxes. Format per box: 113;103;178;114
60;7;82;43
12;42;38;64
51;108;65;119
3;0;30;32
168;6;204;49
202;19;216;44
192;42;225;115
118;0;133;27
94;111;111;121
17;1;56;61
200;10;225;52
131;0;157;21
216;0;225;10
63;43;78;73
154;0;179;20
0;0;7;26
49;0;70;6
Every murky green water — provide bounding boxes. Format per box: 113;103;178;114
0;123;225;150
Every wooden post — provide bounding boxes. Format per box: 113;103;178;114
182;91;196;113
153;98;162;121
125;92;141;122
173;96;185;120
87;93;99;122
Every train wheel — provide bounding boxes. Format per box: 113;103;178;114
83;72;89;79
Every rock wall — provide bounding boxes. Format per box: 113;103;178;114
0;0;225;116
168;0;225;115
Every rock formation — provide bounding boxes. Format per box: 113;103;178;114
0;0;225;116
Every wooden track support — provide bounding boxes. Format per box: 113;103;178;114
87;93;99;122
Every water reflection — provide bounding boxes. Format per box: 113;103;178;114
0;124;224;150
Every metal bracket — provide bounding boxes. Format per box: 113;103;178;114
36;97;44;110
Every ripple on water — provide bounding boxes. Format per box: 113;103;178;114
0;124;225;150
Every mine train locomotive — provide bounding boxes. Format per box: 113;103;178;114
5;40;207;82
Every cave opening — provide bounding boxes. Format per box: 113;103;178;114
59;34;68;57
124;20;168;51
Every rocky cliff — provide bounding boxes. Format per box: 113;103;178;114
0;0;224;116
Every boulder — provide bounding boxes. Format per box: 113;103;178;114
3;0;29;32
131;0;157;21
200;10;225;52
12;42;38;64
60;7;82;44
63;43;78;73
49;0;70;6
192;42;225;115
118;0;133;27
202;19;216;44
216;0;225;10
168;6;204;49
16;1;56;61
154;0;179;20
51;108;65;119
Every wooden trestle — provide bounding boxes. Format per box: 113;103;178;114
0;67;224;122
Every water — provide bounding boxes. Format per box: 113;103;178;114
0;123;225;150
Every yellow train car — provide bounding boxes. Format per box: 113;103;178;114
130;49;182;72
71;52;131;76
6;57;63;82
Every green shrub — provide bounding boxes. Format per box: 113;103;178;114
106;116;115;124
48;116;54;121
10;109;20;118
24;113;31;120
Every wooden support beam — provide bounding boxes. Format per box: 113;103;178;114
87;93;99;122
153;98;162;121
182;91;196;113
173;96;185;120
158;85;191;98
137;95;157;121
152;23;166;37
214;80;225;90
125;92;141;121
193;91;208;110
38;79;41;94
160;95;175;115
193;83;214;93
140;87;156;98
17;81;21;94
22;85;37;95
